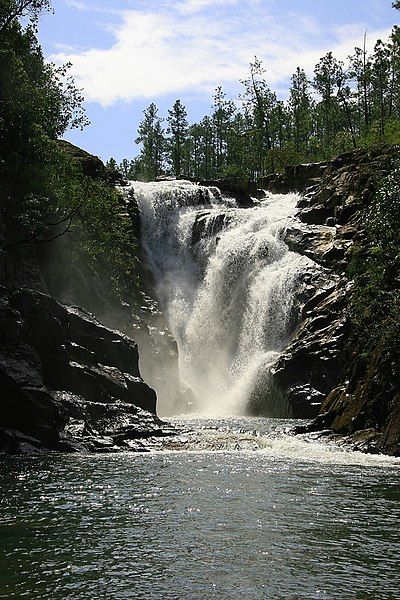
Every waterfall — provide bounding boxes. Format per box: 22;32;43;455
128;180;319;417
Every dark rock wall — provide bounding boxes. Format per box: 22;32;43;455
262;145;400;454
0;287;174;453
0;143;178;453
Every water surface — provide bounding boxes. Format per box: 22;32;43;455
1;417;400;599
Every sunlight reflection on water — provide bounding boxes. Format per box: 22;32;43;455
1;417;400;600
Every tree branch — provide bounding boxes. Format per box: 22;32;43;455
1;205;80;251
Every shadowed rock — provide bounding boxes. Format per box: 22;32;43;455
0;287;173;454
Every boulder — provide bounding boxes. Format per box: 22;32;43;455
0;287;174;454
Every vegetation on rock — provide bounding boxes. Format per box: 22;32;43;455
0;0;141;301
347;163;400;407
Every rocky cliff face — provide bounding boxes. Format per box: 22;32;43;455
2;141;398;455
262;146;399;453
0;143;178;454
0;286;176;453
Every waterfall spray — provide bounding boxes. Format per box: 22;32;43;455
127;180;319;417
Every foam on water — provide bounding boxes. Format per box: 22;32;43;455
164;416;400;468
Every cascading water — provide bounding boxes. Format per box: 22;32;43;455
128;180;320;417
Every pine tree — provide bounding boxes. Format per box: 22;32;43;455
313;52;343;153
289;67;313;153
119;158;130;178
371;39;390;137
135;104;166;181
167;99;189;178
240;57;277;174
106;158;118;171
212;86;236;175
348;38;373;135
387;26;400;121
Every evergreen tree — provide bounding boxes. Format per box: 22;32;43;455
313;52;344;151
132;14;399;180
371;39;391;136
135;103;166;181
387;26;400;119
186;123;202;178
289;67;313;153
106;158;118;171
212;86;236;174
224;112;248;177
119;158;130;178
127;157;145;180
167;99;189;177
348;39;373;135
240;57;277;174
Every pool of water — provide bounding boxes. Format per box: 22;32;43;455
1;417;400;599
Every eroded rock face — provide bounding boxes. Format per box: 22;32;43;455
261;145;400;453
197;178;256;206
191;211;231;245
268;280;350;419
0;287;175;454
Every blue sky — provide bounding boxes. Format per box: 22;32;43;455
38;0;398;162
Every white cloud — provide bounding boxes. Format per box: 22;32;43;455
174;0;239;15
51;2;393;107
64;0;87;10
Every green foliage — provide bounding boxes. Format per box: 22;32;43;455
347;164;400;387
65;173;141;300
0;4;88;232
167;99;189;177
135;103;166;180
0;0;51;33
0;1;142;303
127;21;399;181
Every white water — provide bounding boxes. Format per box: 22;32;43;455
129;180;320;417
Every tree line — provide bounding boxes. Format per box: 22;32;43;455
0;0;142;300
110;23;400;181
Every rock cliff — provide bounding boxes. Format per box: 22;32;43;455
2;141;399;455
0;142;178;454
262;146;400;454
0;287;176;453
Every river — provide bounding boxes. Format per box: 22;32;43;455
1;417;400;599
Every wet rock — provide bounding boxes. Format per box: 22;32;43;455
271;145;400;454
259;162;327;194
283;224;335;261
268;280;350;419
198;178;255;206
299;204;334;225
0;287;175;454
191;211;231;245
